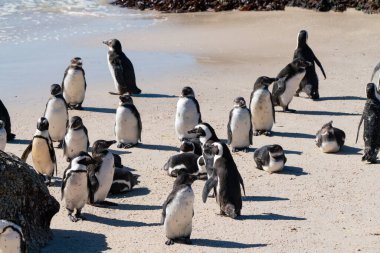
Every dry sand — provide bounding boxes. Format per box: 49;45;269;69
3;7;380;253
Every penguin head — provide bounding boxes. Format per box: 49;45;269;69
297;30;308;46
103;39;122;52
50;84;62;96
319;121;334;137
367;82;377;99
188;123;218;144
70;57;83;67
119;94;134;105
37;117;49;131
75;152;95;166
233;97;246;108
174;170;197;186
292;58;312;71
181;86;195;97
254;76;278;90
92;140;116;154
69;116;83;130
180;140;195;153
268;144;284;156
0;120;4;129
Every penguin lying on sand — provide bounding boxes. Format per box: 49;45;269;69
163;152;207;179
315;121;345;153
253;145;287;173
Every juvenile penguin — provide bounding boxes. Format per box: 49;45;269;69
0;220;26;253
175;86;202;141
109;167;140;195
188;123;219;146
115;94;142;148
88;140;116;205
202;142;245;219
253;144;287;173
161;171;197;245
272;58;312;112
180;139;203;156
294;30;327;99
315;121;345;153
62;57;87;110
356;83;380;163
44;84;68;148
163;152;207;178
249;77;277;136
0;99;15;141
0;120;6;151
61;152;95;222
103;39;142;95
63;116;89;162
22;117;57;185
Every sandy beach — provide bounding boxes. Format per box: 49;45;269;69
2;6;380;253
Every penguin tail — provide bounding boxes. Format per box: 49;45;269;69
224;204;237;219
21;143;32;161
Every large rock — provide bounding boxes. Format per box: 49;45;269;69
0;151;60;253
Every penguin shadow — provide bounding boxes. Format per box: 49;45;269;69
242;196;289;202
191;239;267;249
337;145;362;155
42;229;109;253
238;213;306;221
83;107;116;114
85;213;161;227
108;187;150;199
281;166;308;176
317;96;366;101
284;149;303;155
108;202;162;211
273;131;314;139
137;143;179;152
133;93;178;98
109;149;131;155
8;139;30;145
296;110;361;116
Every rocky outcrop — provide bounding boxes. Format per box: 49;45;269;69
0;151;60;253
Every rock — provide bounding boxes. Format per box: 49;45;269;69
0;151;60;253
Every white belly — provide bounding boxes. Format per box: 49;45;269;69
164;187;194;239
263;158;284;173
94;152;115;202
107;54;119;91
32;138;54;176
0;128;6;151
175;98;200;140
64;129;88;160
0;221;22;253
115;106;139;144
63;69;86;105
44;98;67;141
250;89;274;131
321;140;340;153
230;108;251;148
279;72;305;106
64;172;89;211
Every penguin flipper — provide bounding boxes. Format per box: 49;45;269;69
227;109;233;145
313;54;326;79
202;175;218;203
161;188;179;224
248;109;253;145
238;171;246;196
83;125;90;149
48;137;57;176
189;97;202;123
315;130;322;148
371;62;380;82
272;77;287;105
334;128;346;148
21;142;33;161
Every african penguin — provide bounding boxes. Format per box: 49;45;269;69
202;142;245;219
0;220;26;253
43;84;68;148
253;145;287;173
161;171;197;245
0;120;7;151
249;76;277;136
63;116;89;162
188;122;219;146
272;58;312;113
0;99;15;141
109;167;140;195
115;94;142;149
103;39;142;95
21;117;57;185
163;152;207;179
315;121;345;153
179;139;202;156
62;57;87;110
294;30;327;99
175;86;202;141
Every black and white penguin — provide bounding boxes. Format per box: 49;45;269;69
163;152;207;178
315;121;345;153
115;94;142;149
272;58;312;113
109;167;140;195
63;116;89;162
179;139;202;156
0;99;15;141
253;144;287;173
0;220;26;253
249;76;277;136
175;86;202;141
103;39;142;95
61;152;95;222
21;117;57;185
202;142;245;219
161;171;197;245
0;120;6;151
188;123;220;146
356;83;380;163
227;97;252;152
88;140;116;205
62;57;87;110
294;30;327;99
43;84;68;148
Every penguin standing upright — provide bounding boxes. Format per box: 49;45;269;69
62;57;87;110
0;120;7;151
63;116;89;162
161;171;197;245
44;84;68;148
21;117;57;185
253;144;287;173
103;39;142;95
249;76;277;136
0;220;26;253
294;30;327;99
115;94;142;149
315;121;345;153
0;99;15;141
272;58;312;112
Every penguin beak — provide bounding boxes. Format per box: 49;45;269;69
102;40;109;46
106;140;117;148
188;128;198;134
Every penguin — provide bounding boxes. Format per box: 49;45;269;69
115;94;142;149
294;30;327;99
253;144;287;173
88;140;116;205
249;76;277;136
187;123;219;146
62;57;87;110
179;139;202;156
227;97;252;152
109;167;140;195
0;220;26;253
0;120;7;151
315;121;345;153
175;86;202;141
161;171;197;245
356;83;380;163
163;152;207;178
0;99;15;141
21;117;57;185
202;142;245;219
63;116;89;162
272;58;312;113
43;84;68;148
103;39;142;95
61;152;95;222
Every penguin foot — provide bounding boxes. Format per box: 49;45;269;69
109;91;121;95
253;131;260;136
69;215;80;222
243;148;249;153
232;148;238;153
294;93;300;97
165;239;175;245
57;141;63;149
263;131;272;136
7;133;16;141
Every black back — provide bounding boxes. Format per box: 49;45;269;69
0;99;15;141
163;153;200;176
